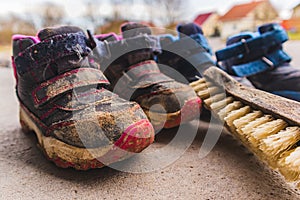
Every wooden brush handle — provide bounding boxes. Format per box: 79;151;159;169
203;67;300;126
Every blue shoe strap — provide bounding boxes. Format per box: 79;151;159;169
231;50;291;77
189;34;213;55
216;29;288;62
158;34;177;46
272;91;300;102
162;33;212;55
163;34;205;53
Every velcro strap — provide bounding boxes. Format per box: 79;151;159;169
33;68;109;107
126;60;161;79
15;32;91;75
231;50;291;77
232;59;272;77
53;88;117;111
216;29;288;61
164;35;204;54
124;61;173;88
107;34;161;55
162;34;212;63
130;73;174;89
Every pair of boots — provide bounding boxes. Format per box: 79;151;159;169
158;22;300;102
12;23;201;169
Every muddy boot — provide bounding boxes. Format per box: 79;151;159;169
12;26;155;170
94;22;202;130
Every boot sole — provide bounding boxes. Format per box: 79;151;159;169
19;106;154;170
144;97;201;130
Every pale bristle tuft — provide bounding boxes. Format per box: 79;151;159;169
192;83;207;93
248;119;288;146
224;106;251;126
279;147;300;181
233;111;263;135
260;127;300;158
218;101;243;120
210;97;234;112
204;93;226;106
241;115;273;137
197;86;221;99
189;78;205;87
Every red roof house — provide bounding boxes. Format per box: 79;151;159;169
193;12;220;36
220;1;263;22
219;0;278;38
194;12;215;26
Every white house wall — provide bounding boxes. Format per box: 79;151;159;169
220;16;254;39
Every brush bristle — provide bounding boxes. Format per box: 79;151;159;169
204;93;226;106
279;147;300;181
233;111;263;135
241;115;273;137
224;106;251;127
190;78;205;87
218;101;243;120
197;86;221;99
248;119;288;147
260;127;300;158
193;83;207;93
210;97;234;112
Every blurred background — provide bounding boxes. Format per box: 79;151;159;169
0;0;300;67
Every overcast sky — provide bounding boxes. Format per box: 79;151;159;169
1;0;299;22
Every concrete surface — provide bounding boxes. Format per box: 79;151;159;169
1;39;300;200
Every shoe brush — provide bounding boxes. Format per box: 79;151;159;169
190;67;300;186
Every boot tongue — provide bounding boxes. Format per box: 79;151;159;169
121;22;152;38
177;23;203;37
37;25;84;40
36;26;89;81
119;22;157;65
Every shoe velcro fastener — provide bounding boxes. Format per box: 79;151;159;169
32;68;109;107
216;28;288;62
14;32;91;76
159;34;215;80
160;34;214;66
127;60;160;77
124;60;173;89
106;35;161;58
162;35;206;55
231;49;291;77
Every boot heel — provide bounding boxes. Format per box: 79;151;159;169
19;107;33;134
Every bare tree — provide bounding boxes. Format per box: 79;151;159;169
143;0;155;22
143;0;184;26
110;0;121;20
108;0;134;21
0;14;36;44
38;2;66;27
83;0;102;27
162;0;184;25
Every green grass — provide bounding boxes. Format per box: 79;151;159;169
288;32;300;40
